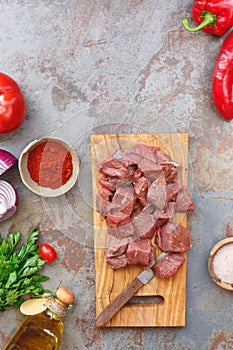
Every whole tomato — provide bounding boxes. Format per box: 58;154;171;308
0;72;26;134
39;244;57;263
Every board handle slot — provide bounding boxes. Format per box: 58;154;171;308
127;295;164;305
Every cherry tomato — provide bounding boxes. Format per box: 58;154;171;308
39;244;57;263
0;72;26;134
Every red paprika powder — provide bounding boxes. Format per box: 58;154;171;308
27;141;73;189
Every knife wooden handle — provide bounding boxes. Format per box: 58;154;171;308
96;278;143;327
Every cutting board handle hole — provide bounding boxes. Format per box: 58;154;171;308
127;295;164;305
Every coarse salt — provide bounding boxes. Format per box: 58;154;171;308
213;243;233;284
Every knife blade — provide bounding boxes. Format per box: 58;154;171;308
95;252;185;327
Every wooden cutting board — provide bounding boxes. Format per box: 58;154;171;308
91;133;189;327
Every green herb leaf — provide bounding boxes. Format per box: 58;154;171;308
0;227;50;312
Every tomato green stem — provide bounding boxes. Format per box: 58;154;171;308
182;11;216;32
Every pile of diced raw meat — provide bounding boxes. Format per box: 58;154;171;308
96;143;194;278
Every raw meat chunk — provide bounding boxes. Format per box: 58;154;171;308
162;163;179;183
111;184;136;215
132;211;157;240
106;254;128;269
121;151;144;168
122;145;163;181
126;239;153;266
152;253;185;278
106;235;131;257
154;202;175;228
138;160;162;182
99;175;120;192
155;222;191;253
96;188;112;216
108;222;135;239
121;144;158;166
147;174;167;210
131;144;159;162
134;176;149;206
111;149;124;162
147;244;157;268
155;149;173;164
98;157;129;179
106;212;131;228
175;186;195;212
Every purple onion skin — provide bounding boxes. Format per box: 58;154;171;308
0;150;17;176
0;180;18;222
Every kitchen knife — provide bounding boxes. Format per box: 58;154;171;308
95;268;155;327
95;252;185;327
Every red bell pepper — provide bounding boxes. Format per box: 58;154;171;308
212;31;233;121
182;0;233;36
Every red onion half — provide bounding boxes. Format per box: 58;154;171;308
0;150;17;175
0;180;18;222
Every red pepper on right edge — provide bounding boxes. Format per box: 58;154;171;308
182;0;233;36
212;30;233;121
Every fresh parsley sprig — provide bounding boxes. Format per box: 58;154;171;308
0;227;50;312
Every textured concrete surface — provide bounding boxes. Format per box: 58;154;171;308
0;0;233;349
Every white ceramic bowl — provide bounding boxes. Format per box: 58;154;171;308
19;137;80;197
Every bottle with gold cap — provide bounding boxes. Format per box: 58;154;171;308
3;283;75;350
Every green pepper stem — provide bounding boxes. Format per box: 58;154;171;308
182;11;216;32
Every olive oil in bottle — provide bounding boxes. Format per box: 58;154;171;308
4;286;75;350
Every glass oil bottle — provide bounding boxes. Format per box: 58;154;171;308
3;286;75;350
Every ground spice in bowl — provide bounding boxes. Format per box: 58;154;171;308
208;237;233;290
27;140;73;189
19;137;79;197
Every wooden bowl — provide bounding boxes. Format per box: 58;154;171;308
208;237;233;291
19;137;80;197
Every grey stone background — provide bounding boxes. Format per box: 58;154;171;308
0;1;233;349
